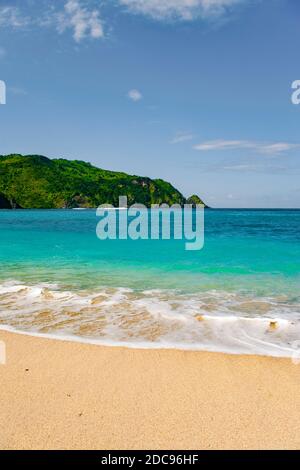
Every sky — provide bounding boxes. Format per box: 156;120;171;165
0;0;300;208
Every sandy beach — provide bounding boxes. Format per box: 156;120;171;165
0;329;300;450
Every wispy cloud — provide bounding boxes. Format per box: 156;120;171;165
58;0;104;42
223;164;259;171
0;0;247;42
187;156;298;174
127;89;143;101
222;163;293;173
170;131;194;144
0;6;29;29
0;2;104;43
194;140;251;151
118;0;244;21
0;47;6;59
258;142;300;155
193;139;300;155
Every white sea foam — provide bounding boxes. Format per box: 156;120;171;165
0;280;299;357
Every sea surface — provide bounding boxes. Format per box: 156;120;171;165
0;209;299;357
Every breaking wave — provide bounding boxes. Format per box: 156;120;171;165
1;280;300;357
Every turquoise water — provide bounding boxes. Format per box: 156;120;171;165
0;209;299;356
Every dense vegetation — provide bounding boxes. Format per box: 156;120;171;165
0;154;205;209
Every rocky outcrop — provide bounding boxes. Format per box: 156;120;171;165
186;194;207;208
0;193;21;209
0;193;12;209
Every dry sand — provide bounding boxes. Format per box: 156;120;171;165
0;329;300;450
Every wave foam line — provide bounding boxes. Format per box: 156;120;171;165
0;281;299;357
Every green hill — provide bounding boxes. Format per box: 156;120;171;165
0;154;206;209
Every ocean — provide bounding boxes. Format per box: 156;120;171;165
0;209;299;357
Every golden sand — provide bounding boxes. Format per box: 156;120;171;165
0;329;300;450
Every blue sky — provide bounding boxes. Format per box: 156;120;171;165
0;0;300;207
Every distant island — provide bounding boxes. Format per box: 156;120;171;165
0;154;206;209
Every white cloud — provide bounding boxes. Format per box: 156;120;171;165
223;164;263;171
194;139;248;151
0;0;246;42
170;132;194;144
127;89;143;101
0;2;104;43
258;142;299;155
193;139;300;155
0;6;29;28
58;0;104;42
118;0;243;21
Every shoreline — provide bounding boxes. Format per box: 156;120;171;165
1;330;300;449
0;324;296;359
